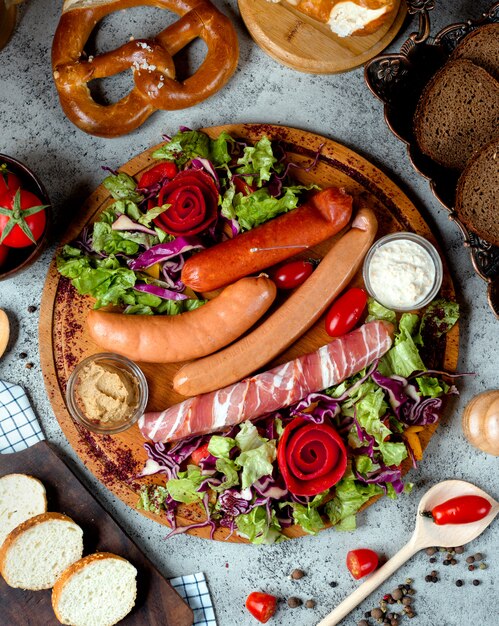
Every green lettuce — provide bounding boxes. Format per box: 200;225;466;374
377;441;408;466
289;492;328;535
326;474;383;531
416;376;450;398
102;172;143;203
235;506;284;544
213;458;240;492
366;298;397;324
229;186;308;230
236;136;279;186
236;441;276;490
208;436;236;459
166;465;204;504
235;421;266;452
415;299;459;345
211;131;234;166
137;485;169;515
381;312;426;377
152;129;211;165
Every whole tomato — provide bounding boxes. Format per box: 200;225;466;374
245;592;277;623
428;495;492;525
0;188;48;248
270;260;315;290
0;243;8;267
325;287;367;337
346;549;379;580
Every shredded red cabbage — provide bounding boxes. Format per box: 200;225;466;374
128;237;204;270
134;283;188;301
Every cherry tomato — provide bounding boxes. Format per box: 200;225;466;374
0;167;21;195
245;592;277;623
346;549;379;580
233;176;256;196
270;260;315;290
137;162;178;189
190;443;211;466
0;243;8;267
429;495;492;525
0;188;48;248
325;287;367;337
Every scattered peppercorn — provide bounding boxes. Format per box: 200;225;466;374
405;579;413;585
371;608;383;619
402;597;412;606
25;362;33;369
27;305;37;313
466;556;475;564
425;575;432;582
291;569;305;580
456;580;463;587
365;611;371;619
305;599;316;609
455;546;464;554
468;565;475;572
479;562;487;570
287;597;302;608
330;581;338;588
392;588;403;601
474;553;483;561
472;579;480;586
426;547;437;556
429;557;437;564
431;576;438;583
358;621;369;626
430;571;437;577
391;620;399;626
439;547;446;552
19;352;27;359
443;560;450;566
451;559;457;565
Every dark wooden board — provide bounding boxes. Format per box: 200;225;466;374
0;441;193;626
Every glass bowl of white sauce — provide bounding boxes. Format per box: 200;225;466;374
362;232;443;311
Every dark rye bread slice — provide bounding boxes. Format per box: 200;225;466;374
455;139;499;247
413;59;499;170
450;23;499;82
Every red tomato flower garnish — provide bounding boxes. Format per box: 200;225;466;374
0;188;48;248
277;418;347;496
154;170;219;237
346;548;379;579
245;592;277;623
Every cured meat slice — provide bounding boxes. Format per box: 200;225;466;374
139;320;394;443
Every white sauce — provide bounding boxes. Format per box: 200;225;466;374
368;239;436;308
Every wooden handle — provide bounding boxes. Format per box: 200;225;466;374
317;539;420;626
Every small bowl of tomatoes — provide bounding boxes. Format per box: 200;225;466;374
0;154;51;281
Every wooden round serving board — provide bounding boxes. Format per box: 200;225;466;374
238;0;407;74
40;124;459;542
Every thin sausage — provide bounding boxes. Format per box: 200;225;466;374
181;187;353;292
87;276;277;363
173;207;377;396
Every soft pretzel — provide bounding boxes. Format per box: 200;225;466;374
52;0;239;137
268;0;396;37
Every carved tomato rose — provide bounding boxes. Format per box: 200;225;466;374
277;418;348;496
154;170;218;237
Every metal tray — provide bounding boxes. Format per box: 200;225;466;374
364;1;499;318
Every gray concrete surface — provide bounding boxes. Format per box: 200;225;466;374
0;1;497;625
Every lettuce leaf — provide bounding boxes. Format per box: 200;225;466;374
289;491;328;535
355;387;390;444
166;465;204;504
377;441;407;466
415;299;459;345
366;298;397;324
102;172;143;203
211;131;234;166
208;436;236;459
213;458;240;492
235;421;266;452
236;136;278;187
416;376;450;398
137;485;169;515
231;186;304;230
236;441;276;490
152;129;211;165
236;506;284;544
326;475;383;531
381;312;426;377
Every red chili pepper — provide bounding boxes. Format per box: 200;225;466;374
325;287;367;337
154;170;219;237
277;418;347;497
426;495;492;525
346;549;379;580
245;592;277;623
137;162;178;189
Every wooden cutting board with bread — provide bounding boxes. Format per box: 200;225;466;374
0;440;193;626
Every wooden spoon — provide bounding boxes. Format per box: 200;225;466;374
317;480;498;626
0;309;9;358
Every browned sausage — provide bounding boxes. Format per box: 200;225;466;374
181;187;353;292
173;207;377;396
87;276;276;363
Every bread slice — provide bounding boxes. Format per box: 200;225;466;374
0;473;47;547
455;139;499;246
52;552;137;626
450;23;499;82
0;512;83;590
413;59;499;170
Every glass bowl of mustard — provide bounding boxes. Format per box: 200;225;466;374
66;353;148;435
362;232;443;312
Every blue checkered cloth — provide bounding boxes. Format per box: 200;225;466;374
0;378;217;626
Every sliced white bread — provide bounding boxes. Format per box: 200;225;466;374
0;512;83;590
0;473;47;547
52;552;137;626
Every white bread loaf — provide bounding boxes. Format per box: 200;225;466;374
0;473;47;547
52;552;138;626
0;512;84;590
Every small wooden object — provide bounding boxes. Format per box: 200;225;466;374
39;124;459;542
462;390;499;456
0;441;193;626
317;480;499;626
0;309;9;358
238;0;406;74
